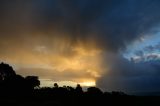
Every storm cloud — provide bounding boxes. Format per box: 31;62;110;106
1;0;160;51
0;0;160;92
97;54;160;93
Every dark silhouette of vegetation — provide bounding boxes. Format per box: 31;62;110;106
0;62;159;106
54;83;58;88
25;76;40;89
0;62;16;81
0;62;40;96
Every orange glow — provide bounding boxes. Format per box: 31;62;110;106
1;36;103;85
80;81;96;87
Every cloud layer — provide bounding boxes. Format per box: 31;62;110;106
0;0;160;92
97;54;160;93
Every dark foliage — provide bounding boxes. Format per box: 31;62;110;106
0;62;40;96
0;62;159;106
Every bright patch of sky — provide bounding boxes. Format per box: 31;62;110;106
40;79;78;87
123;32;160;61
40;79;96;88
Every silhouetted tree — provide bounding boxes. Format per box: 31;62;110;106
12;75;25;87
67;86;74;92
0;62;133;105
54;83;59;88
0;62;16;81
75;84;83;94
25;76;40;89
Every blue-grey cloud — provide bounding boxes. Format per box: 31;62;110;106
144;42;160;52
131;42;160;62
97;54;160;93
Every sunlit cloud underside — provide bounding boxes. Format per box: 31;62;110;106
0;36;103;86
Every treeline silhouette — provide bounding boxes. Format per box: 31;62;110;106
0;62;126;97
0;62;159;106
0;62;40;96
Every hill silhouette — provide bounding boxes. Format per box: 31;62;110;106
0;62;159;106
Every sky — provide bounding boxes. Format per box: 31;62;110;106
0;0;160;93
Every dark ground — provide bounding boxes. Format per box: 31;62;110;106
0;93;160;106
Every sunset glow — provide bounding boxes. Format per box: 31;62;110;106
1;0;160;93
79;81;96;87
1;41;103;85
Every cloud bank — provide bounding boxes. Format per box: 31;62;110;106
0;0;160;92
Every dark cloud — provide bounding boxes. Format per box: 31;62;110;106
97;54;160;93
1;0;160;51
1;0;160;93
